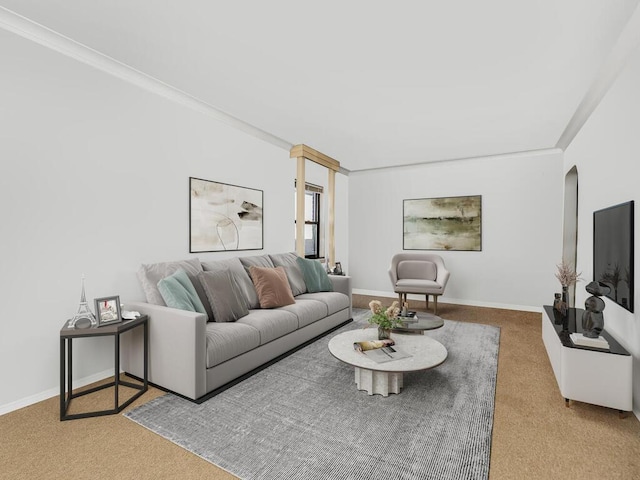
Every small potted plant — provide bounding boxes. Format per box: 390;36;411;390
367;300;405;340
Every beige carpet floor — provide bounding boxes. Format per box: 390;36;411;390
1;296;639;479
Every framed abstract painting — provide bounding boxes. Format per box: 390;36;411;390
189;177;263;252
403;195;482;251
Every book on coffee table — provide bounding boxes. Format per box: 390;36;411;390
363;345;411;363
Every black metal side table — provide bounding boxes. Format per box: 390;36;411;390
60;315;148;421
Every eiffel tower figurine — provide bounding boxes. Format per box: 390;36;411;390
68;275;97;328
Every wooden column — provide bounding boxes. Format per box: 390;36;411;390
327;168;336;267
295;156;306;257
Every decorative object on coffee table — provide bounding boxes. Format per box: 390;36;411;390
391;312;444;335
554;260;582;314
367;300;403;340
67;275;97;329
582;281;611;338
94;295;122;327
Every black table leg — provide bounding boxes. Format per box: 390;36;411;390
114;333;120;412
59;338;65;420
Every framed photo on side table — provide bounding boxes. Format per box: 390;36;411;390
94;296;122;327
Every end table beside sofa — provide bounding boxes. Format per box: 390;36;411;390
60;315;148;421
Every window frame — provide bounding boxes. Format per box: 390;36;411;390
295;182;323;259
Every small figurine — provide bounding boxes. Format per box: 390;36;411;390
581;281;611;338
553;292;567;316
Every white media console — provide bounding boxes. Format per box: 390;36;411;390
542;306;632;414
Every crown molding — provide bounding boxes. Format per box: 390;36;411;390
0;7;293;152
556;4;640;150
347;148;562;174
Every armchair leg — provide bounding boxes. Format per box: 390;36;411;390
433;296;438;315
425;295;429;311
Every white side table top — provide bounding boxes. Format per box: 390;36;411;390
328;328;447;373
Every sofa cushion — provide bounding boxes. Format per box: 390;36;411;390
249;266;296;309
198;269;249;323
269;252;307;296
205;322;261;368
295;291;349;316
201;257;259;310
296;257;333;293
281;299;328;328
137;258;211;316
157;269;208;316
239;254;275;271
236;309;298;345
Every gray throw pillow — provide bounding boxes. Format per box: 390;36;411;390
238;255;276;307
137;258;211;318
202;257;258;310
269;252;307;296
198;269;249;322
239;254;275;270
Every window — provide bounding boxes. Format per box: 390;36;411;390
295;183;323;259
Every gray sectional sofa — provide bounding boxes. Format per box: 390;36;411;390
121;253;352;401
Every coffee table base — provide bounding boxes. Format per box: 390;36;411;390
355;367;403;396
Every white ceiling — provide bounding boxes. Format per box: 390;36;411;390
1;1;639;171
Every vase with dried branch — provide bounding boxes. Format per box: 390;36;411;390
554;261;582;314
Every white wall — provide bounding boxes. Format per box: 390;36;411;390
564;44;640;416
0;30;307;412
348;151;564;310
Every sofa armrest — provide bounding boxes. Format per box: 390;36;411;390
121;301;207;400
329;275;352;318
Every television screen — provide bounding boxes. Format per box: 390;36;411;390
593;201;634;312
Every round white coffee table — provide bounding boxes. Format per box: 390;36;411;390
328;328;447;396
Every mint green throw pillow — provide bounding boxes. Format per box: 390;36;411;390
157;269;208;317
296;257;333;293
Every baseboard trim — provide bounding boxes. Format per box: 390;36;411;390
0;368;114;417
353;289;543;313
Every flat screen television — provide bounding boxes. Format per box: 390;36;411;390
593;201;634;312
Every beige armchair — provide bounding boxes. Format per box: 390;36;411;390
388;253;450;315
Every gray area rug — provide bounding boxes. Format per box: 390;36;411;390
125;309;500;479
